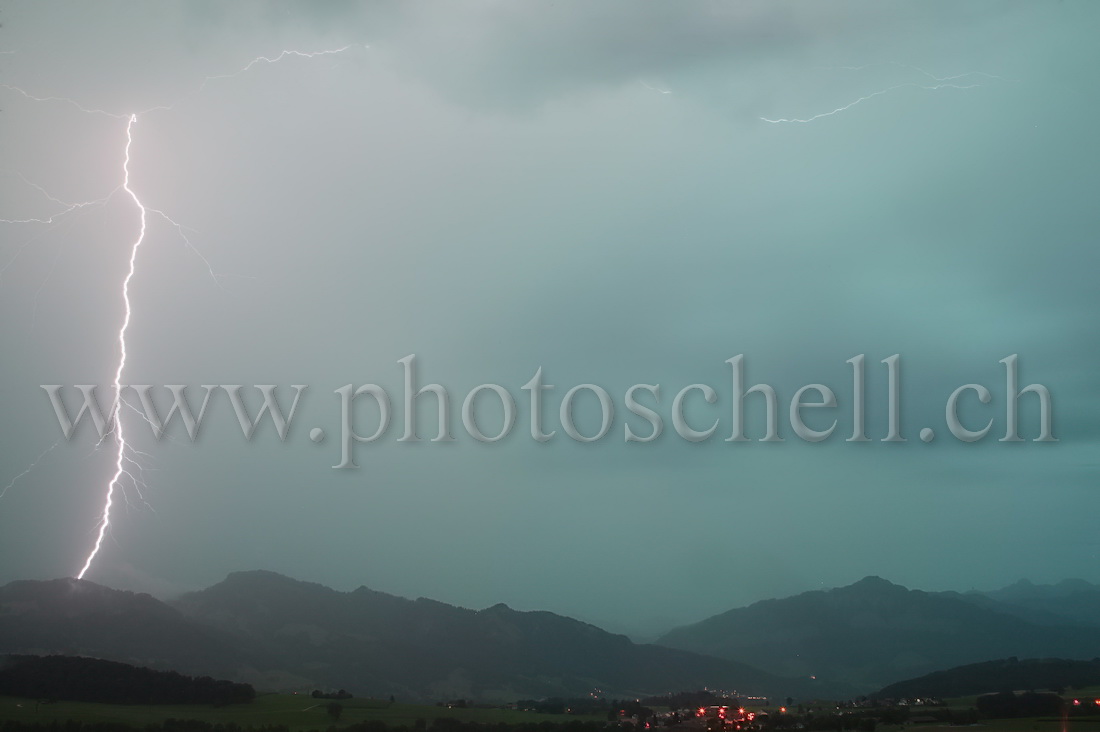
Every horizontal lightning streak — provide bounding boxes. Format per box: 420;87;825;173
0;188;117;225
761;81;980;124
0;83;126;118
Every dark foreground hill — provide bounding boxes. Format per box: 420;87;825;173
0;654;254;705
0;572;831;702
656;576;1100;693
873;657;1100;700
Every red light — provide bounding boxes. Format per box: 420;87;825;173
1094;699;1100;706
1074;700;1081;706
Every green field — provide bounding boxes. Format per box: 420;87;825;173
0;694;603;731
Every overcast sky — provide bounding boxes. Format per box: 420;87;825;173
1;1;1097;638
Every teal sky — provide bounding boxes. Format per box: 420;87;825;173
0;1;1097;638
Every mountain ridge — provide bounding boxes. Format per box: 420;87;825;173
0;570;835;702
4;571;1097;702
656;575;1100;692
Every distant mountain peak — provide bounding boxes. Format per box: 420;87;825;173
221;569;302;585
212;570;335;595
851;575;901;588
837;576;908;596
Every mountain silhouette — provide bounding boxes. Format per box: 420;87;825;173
656;576;1100;692
0;571;830;701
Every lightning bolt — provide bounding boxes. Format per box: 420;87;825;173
74;114;145;580
0;186;117;295
0;176;117;225
0;44;362;579
639;80;672;95
0;440;60;500
197;46;357;92
760;68;1002;124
